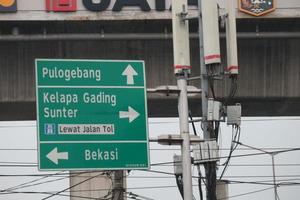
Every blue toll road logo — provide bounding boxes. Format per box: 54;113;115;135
44;124;56;135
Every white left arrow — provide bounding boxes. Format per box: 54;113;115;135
46;147;69;165
122;64;138;85
119;106;140;123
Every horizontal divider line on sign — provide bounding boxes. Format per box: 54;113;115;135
37;86;144;89
40;141;148;144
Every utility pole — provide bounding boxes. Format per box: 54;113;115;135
195;1;239;200
197;0;216;198
112;171;125;200
69;171;113;200
172;0;193;199
198;0;232;200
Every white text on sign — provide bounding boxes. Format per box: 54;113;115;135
58;124;115;134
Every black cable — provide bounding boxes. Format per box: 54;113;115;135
187;111;206;200
218;186;274;200
204;162;217;200
175;174;184;199
0;191;100;199
1;117;300;129
0;146;297;153
2;179;299;199
2;162;300;168
189;110;206;200
4;183;300;200
0;171;100;178
1;171;65;192
27;181;300;193
219;125;241;179
197;167;204;200
0;164;37;167
224;76;238;106
214;121;220;141
4;179;300;194
209;76;216;99
126;192;155;200
189;111;198;136
3;174;300;181
150;147;300;151
190;109;209;200
0;148;36;151
0;161;36;164
0;171;95;194
150;147;300;167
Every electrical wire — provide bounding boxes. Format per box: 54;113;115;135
175;174;184;198
0;147;299;170
204;162;217;200
125;192;155;200
1;117;300;129
0;161;36;164
0;147;299;151
0;171;101;177
0;164;37;167
0;171;97;195
219;125;241;179
3;182;300;200
218;186;275;200
26;180;300;193
0;191;100;199
3;174;300;182
1;171;65;192
4;180;300;194
0;148;36;151
2;180;300;199
224;75;238;106
189;110;206;200
196;165;204;200
150;147;300;167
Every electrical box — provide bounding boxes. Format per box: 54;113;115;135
193;140;219;164
207;99;222;121
227;104;241;126
173;154;182;175
216;180;229;200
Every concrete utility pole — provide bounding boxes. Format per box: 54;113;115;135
69;171;124;200
198;0;221;199
70;171;113;200
172;0;193;199
112;171;125;200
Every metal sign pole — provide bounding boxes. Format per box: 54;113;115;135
172;0;193;199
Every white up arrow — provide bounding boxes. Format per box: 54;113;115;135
119;106;140;123
122;64;138;85
46;147;69;165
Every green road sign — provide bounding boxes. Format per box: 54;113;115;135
36;59;149;170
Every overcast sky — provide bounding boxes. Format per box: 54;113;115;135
0;117;299;200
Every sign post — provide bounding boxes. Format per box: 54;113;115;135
36;59;149;170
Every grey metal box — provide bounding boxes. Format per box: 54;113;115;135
173;154;182;175
207;99;222;121
227;104;241;125
193;140;219;164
